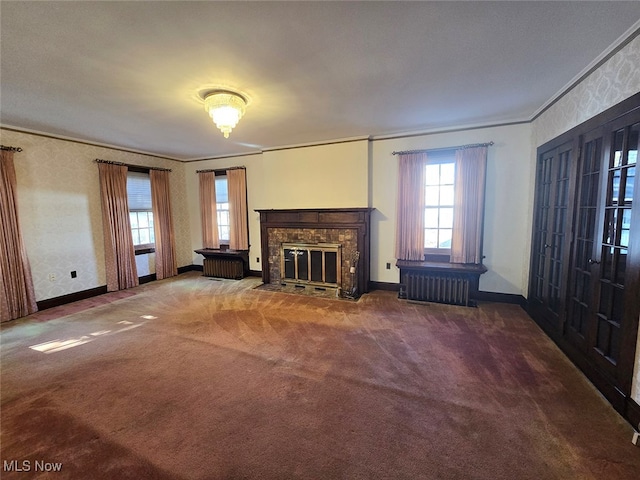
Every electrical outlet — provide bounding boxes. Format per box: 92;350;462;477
386;262;391;270
256;257;260;263
71;271;77;278
48;273;56;282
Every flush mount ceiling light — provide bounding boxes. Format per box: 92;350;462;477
203;90;247;138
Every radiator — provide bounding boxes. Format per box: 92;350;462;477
203;257;245;280
404;272;470;306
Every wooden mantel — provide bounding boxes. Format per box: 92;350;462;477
256;208;373;295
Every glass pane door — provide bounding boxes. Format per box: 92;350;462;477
566;130;603;351
592;122;638;371
529;141;575;331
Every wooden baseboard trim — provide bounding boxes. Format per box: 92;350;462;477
626;398;640;430
36;266;199;310
139;274;157;285
36;286;108;311
476;291;527;307
369;281;400;292
179;264;202;273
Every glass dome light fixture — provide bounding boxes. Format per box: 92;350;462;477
203;90;247;138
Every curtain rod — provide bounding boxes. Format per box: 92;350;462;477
95;158;171;172
392;141;494;156
196;166;246;173
1;145;23;152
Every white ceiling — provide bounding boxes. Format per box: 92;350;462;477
1;1;640;161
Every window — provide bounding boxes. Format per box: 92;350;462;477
424;157;455;252
215;176;230;243
127;171;155;252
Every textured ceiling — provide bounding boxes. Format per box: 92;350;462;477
1;1;640;161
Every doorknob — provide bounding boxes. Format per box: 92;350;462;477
588;258;601;265
544;244;551;249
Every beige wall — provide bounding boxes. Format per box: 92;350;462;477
184;140;370;272
185;126;534;297
0;129;191;301
531;34;640;404
370;123;533;295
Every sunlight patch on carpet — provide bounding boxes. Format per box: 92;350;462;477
29;321;146;354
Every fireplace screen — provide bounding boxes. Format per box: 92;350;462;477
281;243;342;288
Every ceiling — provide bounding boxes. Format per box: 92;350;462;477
2;1;640;161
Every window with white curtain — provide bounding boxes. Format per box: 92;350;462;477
424;152;456;253
215;175;230;243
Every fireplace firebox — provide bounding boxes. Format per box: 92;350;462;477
281;242;341;289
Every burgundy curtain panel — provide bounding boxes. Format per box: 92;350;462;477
395;153;427;261
198;171;220;249
98;162;138;291
150;169;178;280
227;168;249;251
451;146;488;264
0;150;37;322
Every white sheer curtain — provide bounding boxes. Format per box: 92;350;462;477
395;153;427;261
451;146;488;264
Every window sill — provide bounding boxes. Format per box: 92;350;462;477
135;246;155;255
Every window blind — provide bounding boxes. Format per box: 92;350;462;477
127;172;152;210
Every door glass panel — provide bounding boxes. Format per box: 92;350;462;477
603;209;617;245
624;166;634;204
612;129;624;167
311;251;323;282
284;249;295;279
612;287;624;323
602;246;614;281
596;318;610;354
611;170;621;203
599;282;613;316
627;123;638;165
615;249;627;284
297;250;309;280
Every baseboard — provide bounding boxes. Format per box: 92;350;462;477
249;269;262;277
369;281;400;291
36;266;199;311
36;285;108;311
139;274;157;284
476;291;527;307
626;398;640;430
179;264;202;273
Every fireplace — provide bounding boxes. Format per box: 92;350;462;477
256;208;372;297
281;242;341;289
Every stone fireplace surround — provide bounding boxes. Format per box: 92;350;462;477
256;208;373;296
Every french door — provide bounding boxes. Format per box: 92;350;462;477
529;140;576;332
587;113;639;389
546;105;640;411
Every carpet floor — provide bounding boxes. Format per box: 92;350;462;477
1;272;639;479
